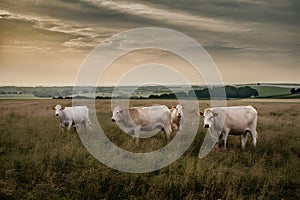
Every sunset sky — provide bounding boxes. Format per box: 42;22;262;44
0;0;299;86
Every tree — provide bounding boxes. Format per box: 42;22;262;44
290;88;300;94
159;93;176;99
291;88;296;94
193;88;210;98
237;86;258;98
225;86;238;98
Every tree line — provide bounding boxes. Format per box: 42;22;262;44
37;85;259;99
147;86;258;99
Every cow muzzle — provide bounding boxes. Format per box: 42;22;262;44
111;118;116;122
204;124;209;128
55;114;59;117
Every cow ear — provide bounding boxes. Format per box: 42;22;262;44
213;112;219;117
172;106;176;109
52;107;55;110
198;111;204;116
61;106;65;110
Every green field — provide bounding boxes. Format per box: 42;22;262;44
251;85;296;98
0;99;300;199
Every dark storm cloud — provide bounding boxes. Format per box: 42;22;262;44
138;0;299;24
85;0;299;56
1;0;299;55
133;0;299;53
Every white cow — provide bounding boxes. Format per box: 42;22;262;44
198;106;258;150
170;104;184;133
52;104;91;133
111;105;172;143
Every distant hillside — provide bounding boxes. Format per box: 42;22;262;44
0;84;299;99
251;86;290;97
251;84;300;98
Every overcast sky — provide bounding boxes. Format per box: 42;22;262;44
0;0;299;86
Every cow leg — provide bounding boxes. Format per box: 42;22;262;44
134;126;140;144
163;123;172;144
88;119;92;127
241;132;248;150
80;117;89;134
160;127;167;143
250;129;257;148
60;123;65;132
84;121;89;134
179;118;183;132
67;120;72;131
73;125;77;132
171;123;178;133
222;130;229;149
164;129;171;144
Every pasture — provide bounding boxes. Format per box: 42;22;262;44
0;99;299;199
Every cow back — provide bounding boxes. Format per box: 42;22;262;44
212;106;257;134
62;106;89;123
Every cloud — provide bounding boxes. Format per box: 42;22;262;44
1;0;299;56
0;8;116;52
62;37;101;50
83;0;252;34
0;0;299;86
79;0;299;57
1;44;51;54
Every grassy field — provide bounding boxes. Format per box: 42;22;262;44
0;99;299;199
250;85;300;99
0;94;43;100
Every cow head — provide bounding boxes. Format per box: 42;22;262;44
198;109;218;128
175;104;184;118
111;106;122;122
52;104;65;118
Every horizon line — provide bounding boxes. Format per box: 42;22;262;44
0;82;300;88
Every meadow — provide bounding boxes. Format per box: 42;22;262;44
0;99;299;199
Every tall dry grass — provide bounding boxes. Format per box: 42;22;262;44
0;99;299;199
